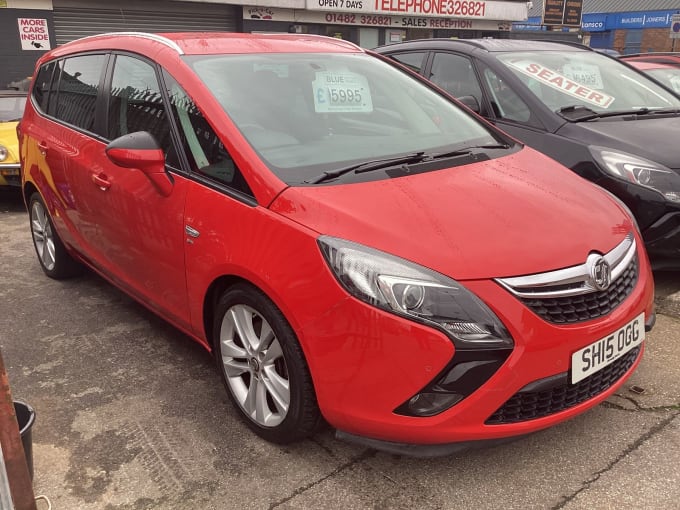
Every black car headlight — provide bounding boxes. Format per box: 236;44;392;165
591;146;680;203
318;236;512;350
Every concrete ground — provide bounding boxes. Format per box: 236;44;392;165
1;189;679;510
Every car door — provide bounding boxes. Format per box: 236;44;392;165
90;53;191;330
159;70;259;337
22;54;111;264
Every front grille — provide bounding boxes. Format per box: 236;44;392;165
485;346;640;425
519;257;638;324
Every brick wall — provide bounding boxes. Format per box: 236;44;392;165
641;28;677;53
612;28;678;54
613;30;626;54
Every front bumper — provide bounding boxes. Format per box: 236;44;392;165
0;163;20;187
600;176;680;267
301;243;655;448
642;211;680;269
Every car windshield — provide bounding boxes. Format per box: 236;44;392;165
184;53;502;184
644;67;680;95
0;95;26;122
495;50;680;115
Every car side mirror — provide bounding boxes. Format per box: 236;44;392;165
105;131;173;197
457;95;481;114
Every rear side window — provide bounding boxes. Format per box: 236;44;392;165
32;61;57;112
53;54;106;132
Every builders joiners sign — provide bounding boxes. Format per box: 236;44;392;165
17;18;51;50
543;0;582;27
306;0;527;20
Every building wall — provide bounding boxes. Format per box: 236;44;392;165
612;28;677;54
612;29;626;54
641;28;677;53
0;6;55;88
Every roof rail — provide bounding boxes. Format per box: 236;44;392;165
72;32;184;55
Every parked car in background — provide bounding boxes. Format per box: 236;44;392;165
621;56;680;95
20;32;654;455
374;39;680;269
621;52;680;67
0;90;27;187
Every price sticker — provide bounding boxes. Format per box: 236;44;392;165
563;64;604;90
313;72;373;113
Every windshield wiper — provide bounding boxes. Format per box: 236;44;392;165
305;152;427;184
556;105;599;121
305;144;512;185
556;105;680;122
427;143;511;159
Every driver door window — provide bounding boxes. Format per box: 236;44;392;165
429;53;483;107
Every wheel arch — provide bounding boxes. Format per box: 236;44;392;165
203;275;266;352
23;182;39;209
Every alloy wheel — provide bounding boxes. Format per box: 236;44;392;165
219;304;290;427
30;200;56;271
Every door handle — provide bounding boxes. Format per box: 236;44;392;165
38;141;48;155
91;173;111;191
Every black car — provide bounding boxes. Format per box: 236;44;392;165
374;39;680;269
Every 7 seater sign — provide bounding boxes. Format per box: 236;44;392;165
508;60;615;108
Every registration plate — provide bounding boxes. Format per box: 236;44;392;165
571;313;644;384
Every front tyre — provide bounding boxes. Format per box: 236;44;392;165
28;192;81;279
214;284;321;443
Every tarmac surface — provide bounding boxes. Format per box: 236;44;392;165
1;188;679;510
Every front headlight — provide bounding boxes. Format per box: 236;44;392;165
318;236;512;349
0;145;8;162
591;146;680;203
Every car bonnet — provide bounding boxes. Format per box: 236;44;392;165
269;147;634;280
557;115;680;171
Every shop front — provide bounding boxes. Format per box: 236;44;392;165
581;10;679;54
242;1;527;47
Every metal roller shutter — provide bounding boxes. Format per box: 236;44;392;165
53;0;237;46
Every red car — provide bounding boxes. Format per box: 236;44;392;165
19;32;654;455
623;60;680;95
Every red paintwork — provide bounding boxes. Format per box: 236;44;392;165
20;33;655;446
626;61;678;72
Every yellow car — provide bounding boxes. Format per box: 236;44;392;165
0;90;27;187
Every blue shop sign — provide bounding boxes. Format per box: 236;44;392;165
581;10;678;32
615;11;675;29
581;13;607;32
512;16;545;31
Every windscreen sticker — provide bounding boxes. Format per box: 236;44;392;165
312;72;373;113
562;63;604;90
508;60;615;109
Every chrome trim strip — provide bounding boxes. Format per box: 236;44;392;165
0;164;20;169
496;233;636;299
75;32;184;55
